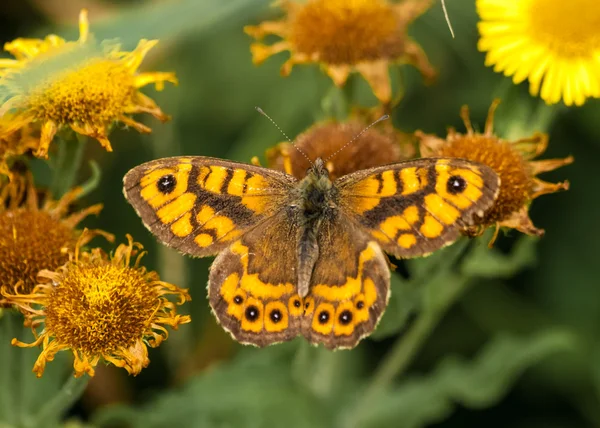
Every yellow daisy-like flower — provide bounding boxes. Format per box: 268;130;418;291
0;174;104;303
1;232;191;377
477;0;600;106
416;100;573;244
0;9;177;157
245;0;436;104
0;115;39;178
265;119;414;180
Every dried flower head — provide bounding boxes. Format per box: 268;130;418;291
477;0;600;106
416;100;573;243
245;0;436;104
0;116;39;178
265;120;414;180
0;9;177;157
1;233;191;377
0;175;104;304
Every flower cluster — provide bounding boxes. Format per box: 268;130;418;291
0;9;176;163
0;10;187;379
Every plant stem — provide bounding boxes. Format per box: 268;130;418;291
26;375;90;428
50;134;87;198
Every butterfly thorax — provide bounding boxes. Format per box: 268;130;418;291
294;158;339;298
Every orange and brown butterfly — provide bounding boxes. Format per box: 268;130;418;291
123;155;499;349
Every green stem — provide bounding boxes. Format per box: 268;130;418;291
347;240;474;427
50;134;88;199
26;375;89;428
0;311;18;426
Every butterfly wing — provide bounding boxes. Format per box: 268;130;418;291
301;216;390;349
208;209;304;347
123;156;297;256
335;158;500;258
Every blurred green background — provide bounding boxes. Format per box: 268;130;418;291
0;0;599;427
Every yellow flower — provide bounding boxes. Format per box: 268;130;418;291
416;100;573;244
245;0;436;104
0;115;39;178
0;9;177;157
1;233;191;377
477;0;600;106
265;119;414;180
0;174;105;303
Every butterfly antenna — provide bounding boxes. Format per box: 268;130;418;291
441;0;455;38
255;107;313;167
324;114;390;163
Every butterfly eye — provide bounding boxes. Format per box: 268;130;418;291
245;305;260;322
157;174;177;194
447;175;467;195
338;310;353;325
269;309;283;323
318;310;330;324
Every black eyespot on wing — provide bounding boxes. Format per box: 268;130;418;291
245;305;260;321
269;309;282;323
447;175;467;195
318;310;330;324
356;301;364;310
339;310;353;325
293;299;301;308
157;174;177;194
233;295;243;305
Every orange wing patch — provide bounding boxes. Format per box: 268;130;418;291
196;165;275;214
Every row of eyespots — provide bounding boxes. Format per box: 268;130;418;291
227;292;372;336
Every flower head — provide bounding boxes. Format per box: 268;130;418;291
0;175;104;303
1;233;191;377
265;120;414;180
416;100;573;243
0;9;177;157
245;0;436;104
477;0;600;106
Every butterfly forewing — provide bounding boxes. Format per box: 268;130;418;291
123;156;296;257
335;158;500;258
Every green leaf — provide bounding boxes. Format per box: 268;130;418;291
93;343;334;428
461;235;538;278
353;329;575;428
0;311;73;428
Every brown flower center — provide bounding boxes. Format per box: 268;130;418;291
45;263;158;355
439;136;532;224
0;210;74;293
289;0;404;64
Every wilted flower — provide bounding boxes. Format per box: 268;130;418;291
0;9;177;157
0;116;39;178
1;233;191;377
477;0;600;106
245;0;436;104
0;174;104;303
265;120;414;180
416;100;573;243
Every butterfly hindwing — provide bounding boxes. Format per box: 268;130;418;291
123;156;296;256
336;158;500;258
301;216;390;349
208;210;303;347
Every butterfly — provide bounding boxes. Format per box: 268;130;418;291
123;156;499;349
